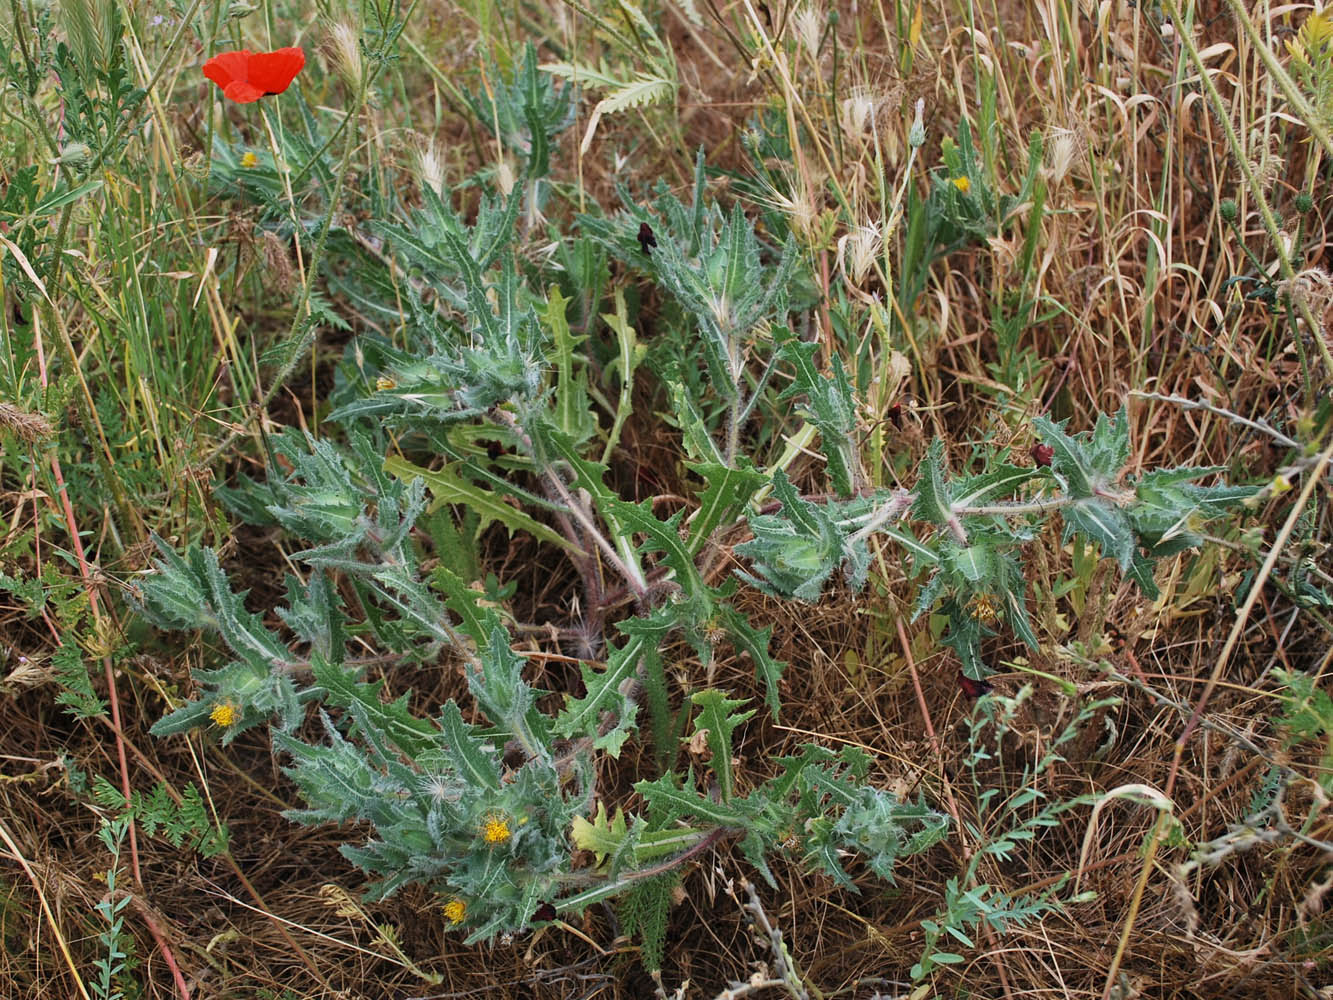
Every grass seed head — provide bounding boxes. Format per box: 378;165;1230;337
0;403;54;444
793;5;825;65
325;19;365;93
416;136;448;198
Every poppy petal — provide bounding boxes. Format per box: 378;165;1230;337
203;49;252;90
247;47;305;96
223;79;267;103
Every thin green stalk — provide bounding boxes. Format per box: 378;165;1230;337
1166;0;1333;380
1217;0;1333;161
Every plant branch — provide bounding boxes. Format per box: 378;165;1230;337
1130;390;1302;449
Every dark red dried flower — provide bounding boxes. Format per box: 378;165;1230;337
637;221;657;255
957;670;994;700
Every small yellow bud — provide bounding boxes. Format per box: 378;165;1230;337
952;176;970;193
240;151;259;169
210;702;240;728
375;375;397;391
443;898;466;924
1271;474;1293;495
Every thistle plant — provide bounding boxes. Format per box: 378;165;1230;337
137;33;1261;976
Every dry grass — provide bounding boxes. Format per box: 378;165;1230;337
2;0;1332;998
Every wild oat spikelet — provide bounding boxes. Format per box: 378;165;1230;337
1246;128;1282;192
837;224;881;285
324;19;365;93
0;403;55;444
415;137;448;199
793;4;824;64
758;167;822;247
1044;128;1082;186
839;93;876;144
1276;267;1333;332
261;230;296;294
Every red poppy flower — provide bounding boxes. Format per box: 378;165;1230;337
203;47;305;103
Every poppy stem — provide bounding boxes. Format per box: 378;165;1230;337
205;0;423;465
205;96;363;463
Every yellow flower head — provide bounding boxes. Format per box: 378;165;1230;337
240;151;259;169
210;702;240;728
481;813;512;845
1271;474;1293;496
443;898;466;924
375;374;397;391
951;176;970;193
968;593;999;624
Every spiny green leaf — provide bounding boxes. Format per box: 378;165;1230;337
685;460;766;556
661;364;725;464
882;526;940;575
636;770;749;827
1004;586;1039;649
438;701;501;791
953;463;1040;510
689;690;755;801
428;565;505;647
140;538;291;670
611;500;705;595
913;439;953;524
941;600;988;678
554;626;656;756
1126;549;1161;599
1034;408;1129;499
468;627;550;753
1062;497;1135;570
385;456;571;552
735;470;846;603
148;698;218;739
778;337;859;496
313;656;441;759
546;285;597;444
715;604;785;718
945;542;997;584
1088;406;1130;478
